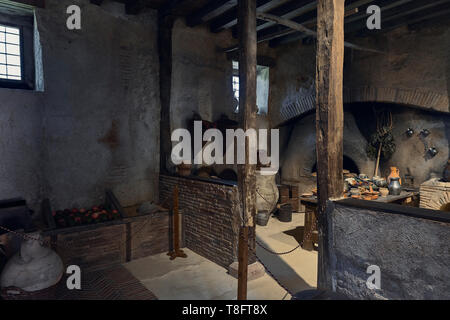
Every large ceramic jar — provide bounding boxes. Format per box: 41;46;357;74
255;170;279;213
0;233;64;294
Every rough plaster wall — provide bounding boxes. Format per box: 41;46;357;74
36;0;160;209
345;19;450;113
376;109;450;186
281;112;374;195
329;203;450;300
170;18;236;131
269;18;450;127
0;0;160;211
271;20;450;187
269;42;316;127
0;90;44;211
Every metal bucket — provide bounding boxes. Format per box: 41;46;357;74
278;203;292;222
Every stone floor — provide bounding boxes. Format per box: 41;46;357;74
124;212;317;300
256;213;318;294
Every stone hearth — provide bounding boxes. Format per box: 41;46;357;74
419;179;450;211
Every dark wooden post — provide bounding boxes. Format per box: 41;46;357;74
158;13;174;174
315;0;345;290
168;185;187;260
237;0;257;300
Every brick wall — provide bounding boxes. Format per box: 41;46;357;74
160;175;255;269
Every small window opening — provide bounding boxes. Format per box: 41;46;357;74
232;61;269;115
0;24;22;81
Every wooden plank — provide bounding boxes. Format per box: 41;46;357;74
315;0;345;290
268;0;374;46
225;51;276;67
256;0;317;32
223;5;382;53
186;0;237;27
6;0;45;8
237;226;249;300
257;11;383;53
210;0;288;33
237;0;257;301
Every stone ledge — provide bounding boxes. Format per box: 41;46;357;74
228;261;266;281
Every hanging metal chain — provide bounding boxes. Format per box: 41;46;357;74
255;217;317;255
255;187;317;256
254;217;318;297
255;255;294;297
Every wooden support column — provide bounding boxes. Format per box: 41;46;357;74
315;0;345;290
158;13;174;174
237;0;257;301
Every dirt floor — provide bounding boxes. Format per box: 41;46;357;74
124;212;317;300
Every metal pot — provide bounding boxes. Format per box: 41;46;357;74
256;210;270;226
388;177;402;196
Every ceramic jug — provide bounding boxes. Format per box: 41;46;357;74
388;167;401;185
255;169;279;213
388;177;402;196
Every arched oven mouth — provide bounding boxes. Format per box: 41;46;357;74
311;155;360;176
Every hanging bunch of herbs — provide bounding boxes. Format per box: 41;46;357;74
366;109;396;160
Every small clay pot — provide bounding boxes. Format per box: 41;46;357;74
379;188;389;197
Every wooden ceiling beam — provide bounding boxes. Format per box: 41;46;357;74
209;0;289;33
257;12;382;52
269;0;409;47
256;0;316;31
230;0;314;36
5;0;45;7
186;0;237;27
355;0;450;36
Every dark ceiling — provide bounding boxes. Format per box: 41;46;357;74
97;0;450;48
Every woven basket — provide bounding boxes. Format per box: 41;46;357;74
1;281;60;300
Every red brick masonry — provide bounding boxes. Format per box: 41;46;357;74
160;175;256;269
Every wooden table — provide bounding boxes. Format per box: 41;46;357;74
299;189;419;251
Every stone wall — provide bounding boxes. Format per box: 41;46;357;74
170;18;236;131
269;17;450;127
160;175;256;269
327;200;450;299
345;18;450;113
0;0;161;212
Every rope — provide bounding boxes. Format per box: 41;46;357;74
255;218;318;298
256;238;301;255
256;254;294;296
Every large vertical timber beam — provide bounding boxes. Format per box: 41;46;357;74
237;0;257;300
315;0;345;290
158;13;174;174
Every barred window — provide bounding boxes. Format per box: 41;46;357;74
0;24;22;81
